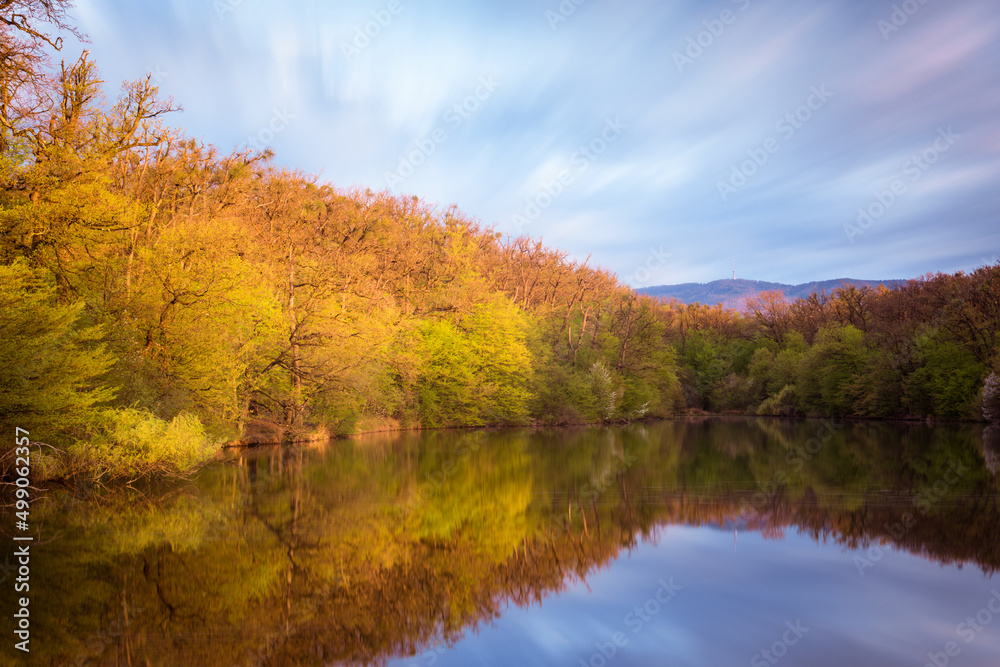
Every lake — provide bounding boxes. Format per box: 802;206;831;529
9;418;1000;666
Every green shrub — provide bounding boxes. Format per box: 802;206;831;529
710;373;761;413
71;408;219;480
528;363;592;425
757;385;797;416
904;331;984;418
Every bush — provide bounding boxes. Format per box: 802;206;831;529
70;408;219;480
710;373;762;413
904;332;984;418
757;385;797;417
527;362;591;425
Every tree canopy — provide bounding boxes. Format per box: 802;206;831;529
1;3;998;480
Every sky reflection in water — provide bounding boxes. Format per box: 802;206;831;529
14;419;1000;666
394;526;1000;667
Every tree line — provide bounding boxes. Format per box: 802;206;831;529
1;1;997;479
672;273;999;420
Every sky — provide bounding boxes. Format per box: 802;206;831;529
65;0;1000;287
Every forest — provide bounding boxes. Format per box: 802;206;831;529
2;1;999;480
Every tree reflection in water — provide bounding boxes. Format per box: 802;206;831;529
18;419;1000;666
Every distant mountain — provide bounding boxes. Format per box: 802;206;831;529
637;278;908;310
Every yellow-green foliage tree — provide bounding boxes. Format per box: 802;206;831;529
0;260;113;434
2;3;688;481
416;297;533;428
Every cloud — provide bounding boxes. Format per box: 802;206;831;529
67;0;1000;284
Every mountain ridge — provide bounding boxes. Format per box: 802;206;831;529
637;278;909;310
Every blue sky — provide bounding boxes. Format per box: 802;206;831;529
68;0;1000;286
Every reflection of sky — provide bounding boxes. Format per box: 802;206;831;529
386;526;1000;667
68;0;1000;285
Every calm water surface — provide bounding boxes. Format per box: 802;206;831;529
7;418;1000;666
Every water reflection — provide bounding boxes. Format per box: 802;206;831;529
14;419;1000;665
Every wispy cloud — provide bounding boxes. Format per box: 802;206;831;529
71;0;1000;285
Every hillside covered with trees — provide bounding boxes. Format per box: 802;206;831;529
638;277;907;310
1;1;998;480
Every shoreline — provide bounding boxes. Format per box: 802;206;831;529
224;411;991;449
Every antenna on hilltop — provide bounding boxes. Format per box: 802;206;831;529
733;260;736;281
